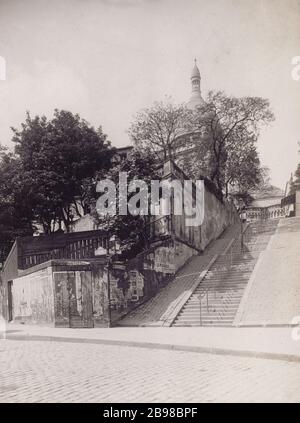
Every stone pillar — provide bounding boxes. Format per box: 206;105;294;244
295;190;300;217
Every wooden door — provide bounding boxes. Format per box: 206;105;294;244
80;271;94;328
69;271;93;328
54;270;94;328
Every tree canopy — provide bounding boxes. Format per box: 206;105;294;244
128;98;192;160
129;92;275;198
92;149;160;259
0;110;114;238
188;91;274;194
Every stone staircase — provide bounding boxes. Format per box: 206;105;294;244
172;219;279;326
117;223;241;327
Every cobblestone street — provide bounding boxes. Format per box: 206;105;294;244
1;339;300;403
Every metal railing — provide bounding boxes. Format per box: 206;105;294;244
197;222;254;325
19;231;108;269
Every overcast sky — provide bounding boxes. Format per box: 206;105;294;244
0;0;299;189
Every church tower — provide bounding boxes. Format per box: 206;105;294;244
187;59;205;109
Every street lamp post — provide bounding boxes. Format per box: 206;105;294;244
238;198;245;252
106;239;112;328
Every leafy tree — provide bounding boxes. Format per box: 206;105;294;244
223;133;261;197
128;93;273;200
189;91;275;193
128;98;192;160
11;110;115;233
255;166;272;192
92;149;160;259
0;146;35;264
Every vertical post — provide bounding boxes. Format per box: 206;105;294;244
199;295;202;326
106;257;112;328
240;217;244;252
106;235;112;328
67;275;71;328
206;289;209;313
238;199;244;253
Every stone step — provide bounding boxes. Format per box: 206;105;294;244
206;269;253;274
185;295;241;300
179;309;238;315
186;298;242;303
192;289;245;294
175;322;235;325
201;281;249;286
208;265;253;269
174;316;237;321
201;274;249;278
196;280;248;284
198;278;248;282
207;268;253;272
187;299;242;304
176;313;236;319
189;291;242;304
212;260;256;264
178;314;237;320
192;290;245;296
181;304;238;308
173;320;234;326
184;307;240;313
185;296;240;301
180;304;239;310
215;257;256;261
193;289;246;294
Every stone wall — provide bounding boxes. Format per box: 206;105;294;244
6;238;197;327
109;238;198;323
166;160;238;252
9;260;110;327
0;274;5;320
12;267;55;324
0;241;18;320
200;188;237;250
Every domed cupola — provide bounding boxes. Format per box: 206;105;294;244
187;59;205;110
191;61;200;79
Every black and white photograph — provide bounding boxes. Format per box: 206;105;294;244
0;0;300;407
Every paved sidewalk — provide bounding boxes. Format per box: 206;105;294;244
237;217;300;325
4;323;300;362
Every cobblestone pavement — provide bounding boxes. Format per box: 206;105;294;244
1;340;300;403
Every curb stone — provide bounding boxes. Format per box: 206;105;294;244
5;333;300;364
